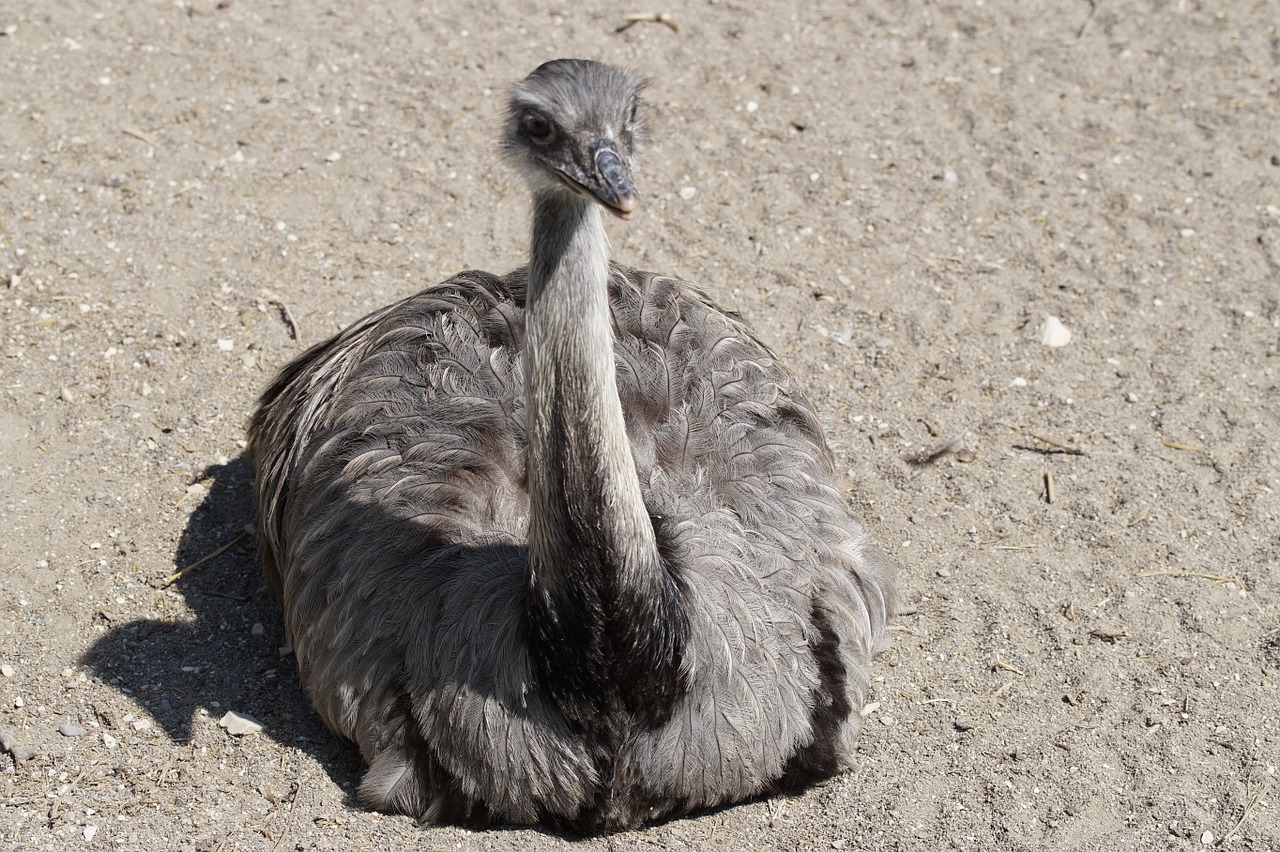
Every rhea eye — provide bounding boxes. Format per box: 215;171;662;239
628;99;639;123
522;112;554;144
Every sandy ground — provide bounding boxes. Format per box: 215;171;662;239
2;1;1278;849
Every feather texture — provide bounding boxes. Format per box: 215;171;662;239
250;265;895;830
248;59;896;834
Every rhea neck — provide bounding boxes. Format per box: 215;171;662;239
522;189;684;725
524;190;658;589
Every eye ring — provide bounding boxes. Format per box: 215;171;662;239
522;112;555;145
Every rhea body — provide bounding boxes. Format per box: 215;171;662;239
249;59;896;832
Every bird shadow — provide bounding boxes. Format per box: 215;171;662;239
79;455;363;803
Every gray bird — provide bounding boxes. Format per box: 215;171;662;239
249;58;897;833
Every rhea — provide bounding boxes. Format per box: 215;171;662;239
249;59;896;833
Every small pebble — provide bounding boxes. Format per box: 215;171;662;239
1201;830;1214;845
678;186;696;200
220;710;264;736
84;826;98;842
251;622;265;636
1041;315;1072;347
0;664;13;677
954;717;975;732
217;338;235;351
101;731;118;749
58;723;86;737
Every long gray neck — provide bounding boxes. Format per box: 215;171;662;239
523;192;683;727
524;193;658;591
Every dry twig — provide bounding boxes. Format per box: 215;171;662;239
617;12;680;33
163;530;249;586
994;658;1025;676
269;298;300;342
1222;779;1267;845
1137;569;1241;584
121;126;157;147
1028;431;1084;454
903;433;966;465
1075;0;1098;40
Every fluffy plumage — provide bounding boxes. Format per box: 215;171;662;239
249;59;896;833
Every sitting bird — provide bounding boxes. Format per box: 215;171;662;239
248;58;897;833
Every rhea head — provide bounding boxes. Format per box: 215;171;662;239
503;59;647;220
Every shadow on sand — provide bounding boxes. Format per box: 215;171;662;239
80;455;362;801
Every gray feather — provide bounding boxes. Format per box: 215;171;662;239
249;59;897;834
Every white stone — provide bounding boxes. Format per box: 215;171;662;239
1041;315;1072;347
219;710;264;736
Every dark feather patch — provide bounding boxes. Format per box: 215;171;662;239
775;599;853;793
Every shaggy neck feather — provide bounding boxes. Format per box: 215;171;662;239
524;193;659;592
522;192;682;727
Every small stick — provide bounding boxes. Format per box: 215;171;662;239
617;12;680;33
271;779;305;852
200;588;251;603
1075;0;1098;40
1126;507;1152;527
1028;431;1084;455
1137;569;1240;584
903;433;965;465
269;298;300;341
1044;469;1056;504
163;531;249;586
122;126;158;147
1159;437;1203;452
994;658;1025;676
1222;780;1264;846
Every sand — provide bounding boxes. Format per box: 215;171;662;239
1;1;1277;849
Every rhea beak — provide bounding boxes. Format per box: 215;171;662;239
590;145;638;220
